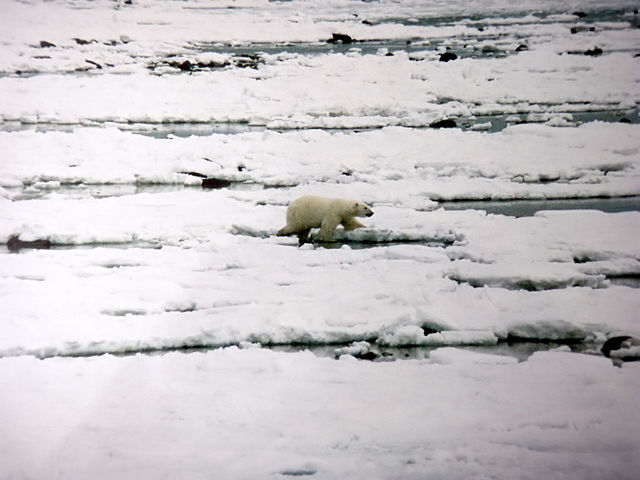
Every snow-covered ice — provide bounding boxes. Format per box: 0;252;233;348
1;0;639;478
1;347;639;480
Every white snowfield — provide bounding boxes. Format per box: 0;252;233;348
1;198;640;357
1;0;639;478
1;348;638;480
0;0;639;128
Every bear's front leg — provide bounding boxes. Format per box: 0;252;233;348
341;217;365;231
320;216;341;242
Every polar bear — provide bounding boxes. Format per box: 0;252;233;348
277;195;374;245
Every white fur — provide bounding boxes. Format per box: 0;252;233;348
277;195;373;244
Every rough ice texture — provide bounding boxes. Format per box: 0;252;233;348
1;0;639;478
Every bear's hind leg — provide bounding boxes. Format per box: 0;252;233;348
277;225;294;236
297;229;311;246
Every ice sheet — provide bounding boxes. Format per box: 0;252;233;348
1;1;639;478
1;348;639;480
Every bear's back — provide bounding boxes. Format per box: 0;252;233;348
287;196;333;226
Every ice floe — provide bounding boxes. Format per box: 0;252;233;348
1;1;639;478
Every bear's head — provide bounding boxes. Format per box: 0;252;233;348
353;201;374;217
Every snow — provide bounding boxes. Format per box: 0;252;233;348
1;0;639;478
1;348;638;480
1;49;637;127
1;123;638;199
1;0;639;128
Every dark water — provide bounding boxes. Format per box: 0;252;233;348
438;196;640;217
3;104;636;139
17;337;606;364
269;339;601;363
9;179;640;219
4;101;637;139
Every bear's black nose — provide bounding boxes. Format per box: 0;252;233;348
366;210;374;217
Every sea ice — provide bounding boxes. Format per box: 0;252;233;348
1;1;639;478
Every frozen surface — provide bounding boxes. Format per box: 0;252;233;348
1;348;639;480
1;0;639;129
1;123;639;200
2;203;640;357
1;0;639;478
